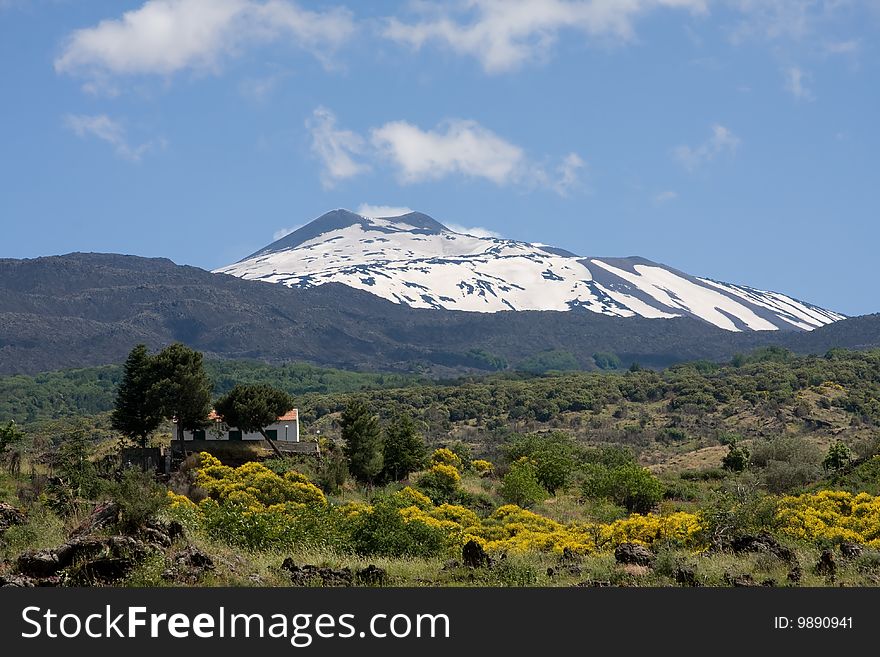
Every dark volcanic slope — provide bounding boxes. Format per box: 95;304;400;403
0;253;877;375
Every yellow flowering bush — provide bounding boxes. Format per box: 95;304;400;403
776;490;880;548
475;505;704;555
171;455;880;560
194;452;326;508
392;486;433;510
430;448;463;470
428;463;461;486
416;463;462;502
471;459;494;476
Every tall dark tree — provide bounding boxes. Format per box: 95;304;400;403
111;345;162;447
214;384;292;457
341;399;383;485
381;414;427;482
149;343;212;441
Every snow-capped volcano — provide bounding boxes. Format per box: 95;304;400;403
215;209;844;332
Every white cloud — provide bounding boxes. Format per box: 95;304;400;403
653;190;678;204
371;119;526;185
382;0;708;73
673;124;740;172
553;152;586;196
356;204;413;218
308;109;584;195
64;114;162;162
55;0;354;82
446;223;502;238
307;107;370;189
784;66;814;101
273;224;302;240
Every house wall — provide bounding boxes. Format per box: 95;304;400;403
181;416;300;442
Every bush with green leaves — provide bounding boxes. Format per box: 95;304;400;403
823;441;854;472
499;459;548;508
504;431;579;494
722;441;751;473
581;463;664;514
199;500;348;552
349;497;452;558
750;436;820;469
107;467;169;531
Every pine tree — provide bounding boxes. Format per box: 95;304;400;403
341;399;383;484
111;344;162;447
381;414;427;482
149;343;212;441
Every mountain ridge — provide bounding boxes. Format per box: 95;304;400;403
0;252;876;376
217;209;844;332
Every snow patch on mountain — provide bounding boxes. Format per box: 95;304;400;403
216;209;845;332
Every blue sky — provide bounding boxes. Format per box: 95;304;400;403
1;0;878;316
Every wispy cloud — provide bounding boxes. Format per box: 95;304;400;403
383;0;708;74
239;70;291;103
445;223;502;238
783;66;814;101
653;190;678;204
727;0;852;43
673;124;740;172
356;204;413;218
272;224;303;240
307;107;370;189
553;152;587;196
55;0;354;85
64;114;163;162
824;39;860;55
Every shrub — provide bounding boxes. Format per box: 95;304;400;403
430;448;462;471
350;498;453;558
471;459;494;477
198;499;347;552
499;459;548;508
776;490;880;548
823;441;854;472
751;436;820;469
108;467;169;531
504;431;579;494
722;442;750;473
416;464;462;503
195;453;326;508
581;463;664;514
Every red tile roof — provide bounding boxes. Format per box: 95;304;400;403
207;408;297;422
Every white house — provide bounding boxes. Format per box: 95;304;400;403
181;409;300;443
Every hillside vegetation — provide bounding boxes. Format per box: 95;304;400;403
2;253;879;376
1;347;879;588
